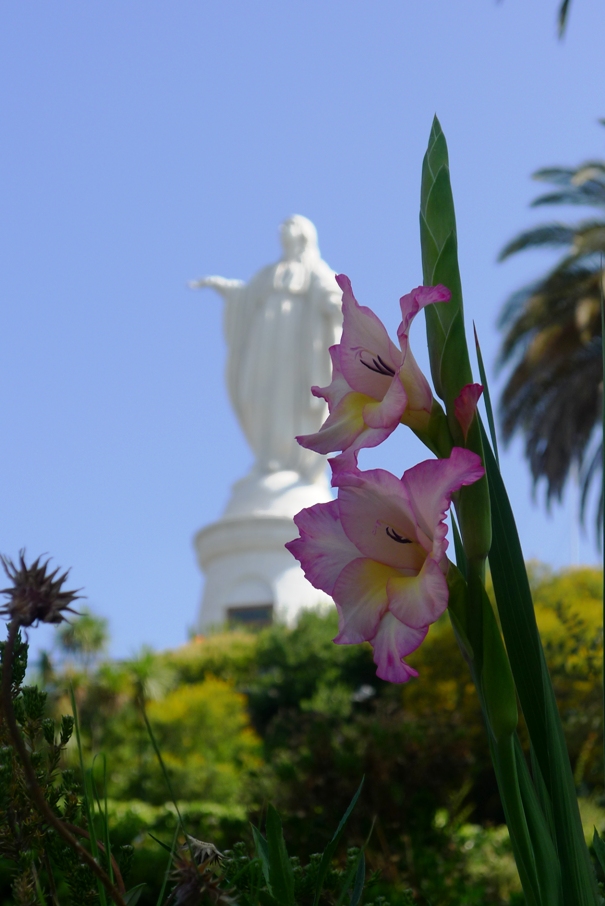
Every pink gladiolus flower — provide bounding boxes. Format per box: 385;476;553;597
286;448;484;683
296;274;451;465
454;383;484;441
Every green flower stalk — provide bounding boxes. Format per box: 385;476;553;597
287;113;601;906
420;117;600;906
419;117;492;565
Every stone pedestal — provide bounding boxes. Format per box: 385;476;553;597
194;469;333;631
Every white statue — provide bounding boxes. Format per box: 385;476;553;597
189;215;342;482
191;216;340;630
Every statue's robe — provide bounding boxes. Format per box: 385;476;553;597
223;256;342;481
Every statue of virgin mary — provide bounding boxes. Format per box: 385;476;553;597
190;215;342;483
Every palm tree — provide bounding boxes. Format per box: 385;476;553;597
56;607;109;672
497;155;605;533
502;0;573;37
558;0;572;36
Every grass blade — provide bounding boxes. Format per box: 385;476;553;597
124;884;146;905
514;736;562;904
140;702;191;857
92;753;114;885
265;805;295;906
251;823;271;888
155;825;179;906
335;851;364;906
312;778;364;906
473;323;500;467
451;514;467;577
529;744;555;841
482;421;599;904
148;832;174;856
348;851;365;906
593;829;605;875
69;684;108;906
601;255;605;778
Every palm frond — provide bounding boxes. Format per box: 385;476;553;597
498;224;577;261
497;282;542;330
579;437;604;537
534;162;605;185
533;167;576;185
501;338;602;504
569;224;605;255
498;265;600;363
531;185;605;209
497;151;605;534
572;162;605;183
530;161;605;208
548;250;605;279
558;0;572;37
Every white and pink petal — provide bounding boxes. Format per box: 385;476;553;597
336;274;401;399
332;559;393;643
361;370;407;430
386;557;449;627
370;612;427;683
296;391;368;455
310;345;351;411
402;448;485;558
397;284;451;341
286;500;359;596
398;348;434;416
334;468;421;570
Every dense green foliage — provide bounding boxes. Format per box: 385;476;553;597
1;563;602;905
0;633;135;904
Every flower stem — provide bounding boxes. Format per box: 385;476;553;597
0;620;127;906
64;822;126;894
600;257;605;790
493;734;541;906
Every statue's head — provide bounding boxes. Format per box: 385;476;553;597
280;215;319;262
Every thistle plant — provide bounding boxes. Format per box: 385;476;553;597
288;118;605;906
0;629;137;904
0;554;130;906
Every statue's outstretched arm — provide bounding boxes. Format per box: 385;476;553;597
188;275;245;303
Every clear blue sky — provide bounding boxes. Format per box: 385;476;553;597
1;1;603;659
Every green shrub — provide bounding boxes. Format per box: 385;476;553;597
145;677;263;805
31;563;603;905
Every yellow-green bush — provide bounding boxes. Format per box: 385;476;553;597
406;563;604;792
145;676;263;804
168;630;259;686
530;564;603;789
